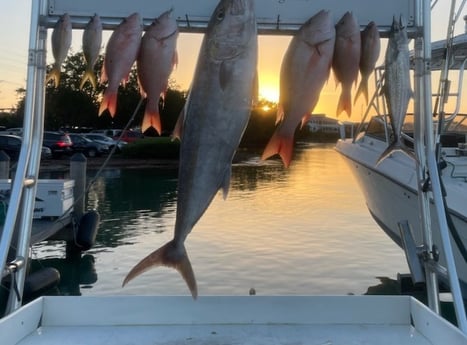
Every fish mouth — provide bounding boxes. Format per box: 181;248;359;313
230;0;247;16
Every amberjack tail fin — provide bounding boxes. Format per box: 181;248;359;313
141;108;162;135
122;240;198;299
80;69;98;90
336;88;352;117
261;131;294;168
99;91;117;117
45;65;61;87
354;78;369;105
376;139;416;165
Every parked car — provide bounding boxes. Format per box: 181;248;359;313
81;133;127;152
0;134;52;160
90;129;123;138
112;130;144;143
43;131;73;158
5;128;23;136
68;133;109;157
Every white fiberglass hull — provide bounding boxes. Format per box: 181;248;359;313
335;137;467;294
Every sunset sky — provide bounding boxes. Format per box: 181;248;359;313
0;1;463;120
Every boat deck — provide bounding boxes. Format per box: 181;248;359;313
3;295;467;345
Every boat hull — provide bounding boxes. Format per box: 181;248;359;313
336;137;467;295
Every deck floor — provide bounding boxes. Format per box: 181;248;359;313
17;324;431;345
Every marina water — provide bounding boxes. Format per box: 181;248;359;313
33;143;409;297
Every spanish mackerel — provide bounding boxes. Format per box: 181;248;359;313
378;16;413;163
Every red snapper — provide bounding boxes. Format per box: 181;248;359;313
262;10;335;167
137;9;179;135
99;13;143;117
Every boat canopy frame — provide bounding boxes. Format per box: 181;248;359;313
0;0;466;335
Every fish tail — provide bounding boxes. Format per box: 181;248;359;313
141;108;162;135
80;69;97;90
122;240;198;299
99;91;117;117
45;66;61;87
336;89;352;117
354;79;369;105
261;131;294;168
376;140;416;165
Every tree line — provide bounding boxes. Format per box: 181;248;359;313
1;51;287;147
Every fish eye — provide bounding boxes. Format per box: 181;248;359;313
216;8;225;21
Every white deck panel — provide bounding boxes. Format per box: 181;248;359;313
2;296;467;345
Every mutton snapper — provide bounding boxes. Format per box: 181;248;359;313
137;9;179;135
377;16;413;164
123;0;258;299
261;10;335;167
332;11;361;117
46;13;72;87
80;14;102;90
99;13;143;117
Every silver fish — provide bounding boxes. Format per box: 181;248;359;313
332;11;361;117
137;9;179;135
123;0;258;299
46;13;72;87
354;21;380;104
80;14;102;90
261;10;335;167
377;16;413;164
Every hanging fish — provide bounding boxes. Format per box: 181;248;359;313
332;11;361;117
123;0;258;299
80;14;102;90
46;13;72;87
354;21;380;104
137;9;179;134
99;13;143;117
262;10;335;167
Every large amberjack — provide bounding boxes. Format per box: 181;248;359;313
46;13;72;87
99;13;143;117
80;14;102;90
137;9;179;135
332;11;361;117
261;10;335;167
377;17;413;164
123;0;258;299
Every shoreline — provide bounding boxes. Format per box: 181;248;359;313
39;156;179;172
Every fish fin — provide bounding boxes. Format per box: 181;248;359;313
171;107;185;141
219;61;234;90
221;168;231;199
336;88;352;117
261;130;294;168
252;70;259;106
80;69;97;90
45;66;61;87
275;104;285;125
300;113;311;129
100;63;108;84
122;240;198;299
376;140;416;165
99;91;118;117
173;50;179;69
354;78;369;105
141;108;162;135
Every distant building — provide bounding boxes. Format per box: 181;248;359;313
302;114;357;141
306;114;340;134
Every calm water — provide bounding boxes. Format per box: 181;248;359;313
32;143;409;297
